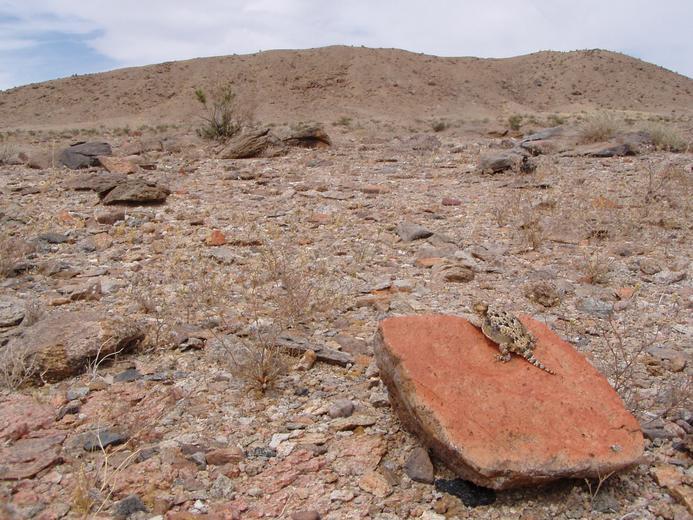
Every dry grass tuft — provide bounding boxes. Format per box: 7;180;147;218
579;112;620;143
579;251;613;285
0;341;38;391
647;124;689;152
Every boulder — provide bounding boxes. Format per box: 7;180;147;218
59;142;112;169
0;296;25;328
6;310;143;383
374;314;643;490
101;179;170;205
478;153;519;174
67;172;127;196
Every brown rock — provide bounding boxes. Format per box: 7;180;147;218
101;179;170;205
437;265;474;283
98;156;138;174
291;512;321;520
374;314;644;489
672;485;693;514
95;209;126;225
358;470;393;497
295;349;317;371
404;447;435;484
652;464;683;488
441;197;461;206
283;125;331;148
68;172;127;196
206;446;244;466
7;311;144;383
330;415;377;431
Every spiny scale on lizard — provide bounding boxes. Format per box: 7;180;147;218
472;301;556;375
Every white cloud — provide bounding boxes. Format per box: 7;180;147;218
0;0;691;90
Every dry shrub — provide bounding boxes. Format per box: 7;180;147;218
0;341;38;391
647;124;689;152
595;314;670;414
213;327;290;394
508;114;523;131
0;141;17;165
128;272;174;351
579;251;613;285
643;162;691;210
579;112;620;143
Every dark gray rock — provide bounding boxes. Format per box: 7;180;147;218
589;142;638;157
328;399;355;419
112;494;147;518
37;232;69;244
113;368;142;383
0;296;25;328
83;428;129;451
101;179;170;205
404;447;435;484
59;142;112;169
190;451;207;468
66;386;89;401
576;297;613;317
521;127;564;142
210;474;235;499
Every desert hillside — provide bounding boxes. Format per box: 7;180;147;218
1;46;692;130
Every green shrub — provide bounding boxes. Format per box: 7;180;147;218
508;114;523;131
195;85;242;141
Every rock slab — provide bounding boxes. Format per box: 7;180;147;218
374;314;644;489
59;142;112;169
7;310;144;383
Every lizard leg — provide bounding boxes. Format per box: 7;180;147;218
496;343;512;362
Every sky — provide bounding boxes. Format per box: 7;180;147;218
1;1;692;91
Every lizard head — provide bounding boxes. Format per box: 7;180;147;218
472;301;489;316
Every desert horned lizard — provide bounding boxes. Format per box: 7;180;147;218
473;302;555;375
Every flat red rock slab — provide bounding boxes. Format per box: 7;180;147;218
374;314;644;489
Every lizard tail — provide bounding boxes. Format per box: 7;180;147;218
527;356;556;375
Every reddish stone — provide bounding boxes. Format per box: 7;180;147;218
374;314;644;489
0;395;55;441
98;155;138;174
206;229;227;246
0;431;65;480
206;446;244;466
441;197;461;206
415;257;446;268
